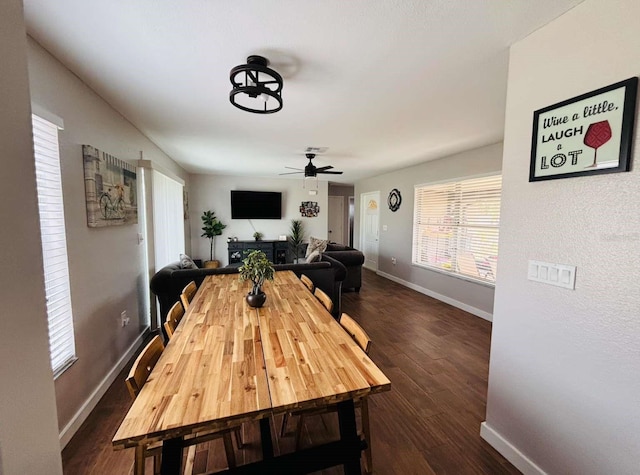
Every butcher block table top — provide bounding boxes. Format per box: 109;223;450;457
258;271;390;413
113;270;390;473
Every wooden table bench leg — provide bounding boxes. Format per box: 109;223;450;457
337;399;362;475
161;437;184;475
259;417;274;460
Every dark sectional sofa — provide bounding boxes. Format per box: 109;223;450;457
150;254;347;323
322;243;365;292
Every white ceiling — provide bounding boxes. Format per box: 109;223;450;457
23;0;584;184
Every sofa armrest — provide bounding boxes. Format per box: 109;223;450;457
324;249;364;267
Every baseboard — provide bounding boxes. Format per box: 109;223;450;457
58;328;150;449
376;270;493;322
480;422;546;475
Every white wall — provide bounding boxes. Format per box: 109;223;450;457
0;1;63;473
483;0;640;473
26;38;189;440
355;143;503;318
189;174;328;265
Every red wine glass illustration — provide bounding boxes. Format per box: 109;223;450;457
583;120;612;168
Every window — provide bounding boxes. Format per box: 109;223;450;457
151;170;184;269
32;114;77;377
412;175;502;285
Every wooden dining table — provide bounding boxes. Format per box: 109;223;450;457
113;270;391;474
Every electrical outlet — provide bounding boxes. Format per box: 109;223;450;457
121;310;130;327
391;257;397;265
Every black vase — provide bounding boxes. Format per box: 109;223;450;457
246;291;267;308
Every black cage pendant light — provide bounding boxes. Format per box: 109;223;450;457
229;55;283;114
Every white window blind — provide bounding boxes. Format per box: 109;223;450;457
152;170;184;270
32;114;77;377
412;175;502;285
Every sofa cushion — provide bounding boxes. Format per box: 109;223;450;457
306;236;328;257
306;250;321;263
326;243;353;252
179;253;198;269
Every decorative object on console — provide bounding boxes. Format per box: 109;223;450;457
239;250;274;308
388;188;402;212
82;145;138;227
229;55;283;114
530;77;637;182
288;220;306;263
300;201;320;217
201;210;226;268
253;231;263;241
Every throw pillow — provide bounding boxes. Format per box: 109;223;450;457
179;253;198;269
306;250;321;263
305;236;328;258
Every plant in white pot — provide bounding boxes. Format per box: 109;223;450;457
238;250;274;308
201;210;226;268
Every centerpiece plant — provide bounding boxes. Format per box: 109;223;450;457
201;210;226;268
239;250;275;307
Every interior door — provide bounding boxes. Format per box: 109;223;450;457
328;195;345;244
360;191;380;271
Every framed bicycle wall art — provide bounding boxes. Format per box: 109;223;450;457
529;77;637;182
82;145;138;227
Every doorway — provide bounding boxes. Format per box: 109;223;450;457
328;195;345;244
360;191;380;271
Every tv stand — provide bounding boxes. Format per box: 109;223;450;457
228;240;288;265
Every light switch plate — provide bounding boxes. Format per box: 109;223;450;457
528;260;576;289
382;225;388;231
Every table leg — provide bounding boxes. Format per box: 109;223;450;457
337;399;362;475
161;437;183;475
259;417;274;460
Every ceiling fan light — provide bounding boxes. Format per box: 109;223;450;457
303;175;318;190
229;55;283;114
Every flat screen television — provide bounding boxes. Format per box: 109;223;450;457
231;190;282;219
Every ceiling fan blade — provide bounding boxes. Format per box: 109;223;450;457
317;170;343;174
285;166;303;170
279;171;303;175
315;165;334;172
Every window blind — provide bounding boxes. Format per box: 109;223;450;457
32;114;77;376
152;170;185;270
412;175;502;285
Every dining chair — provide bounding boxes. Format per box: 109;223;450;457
314;287;333;314
125;335;165;475
126;335;240;474
163;300;184;340
281;313;374;473
180;281;197;311
300;274;314;292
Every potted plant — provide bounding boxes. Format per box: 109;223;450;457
238;250;274;307
288;219;305;263
253;231;263;241
201;210;226;268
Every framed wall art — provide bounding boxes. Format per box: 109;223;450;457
300;201;319;217
83;145;138;227
529;77;637;182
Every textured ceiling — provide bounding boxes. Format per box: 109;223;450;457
23;0;585;183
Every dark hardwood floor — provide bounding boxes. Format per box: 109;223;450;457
62;269;519;474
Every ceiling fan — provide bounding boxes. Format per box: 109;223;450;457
280;153;343;177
